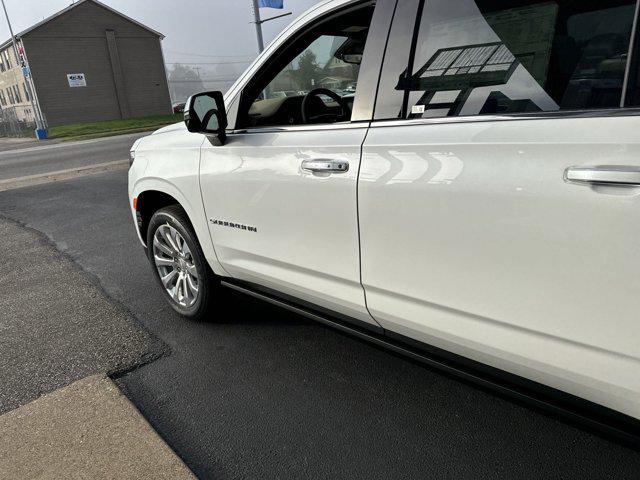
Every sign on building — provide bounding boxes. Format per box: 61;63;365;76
67;73;87;87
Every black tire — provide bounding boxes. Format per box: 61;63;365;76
146;205;219;321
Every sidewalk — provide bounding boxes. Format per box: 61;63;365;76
0;136;64;153
0;375;195;479
0;217;190;478
0;217;166;415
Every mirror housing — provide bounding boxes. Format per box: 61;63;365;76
184;91;227;145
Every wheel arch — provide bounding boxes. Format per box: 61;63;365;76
131;178;228;277
136;190;187;246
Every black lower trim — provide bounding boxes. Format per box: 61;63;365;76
220;278;640;450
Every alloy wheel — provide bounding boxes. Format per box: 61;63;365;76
152;223;199;307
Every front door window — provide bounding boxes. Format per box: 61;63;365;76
238;5;374;128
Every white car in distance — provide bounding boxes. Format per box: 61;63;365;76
129;0;640;445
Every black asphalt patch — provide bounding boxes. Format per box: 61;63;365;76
1;170;639;479
0;216;167;414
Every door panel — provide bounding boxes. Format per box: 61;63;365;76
359;116;640;418
200;125;378;325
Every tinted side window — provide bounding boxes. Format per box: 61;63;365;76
384;0;638;119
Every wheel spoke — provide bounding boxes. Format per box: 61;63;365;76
186;263;197;277
161;269;178;289
172;282;181;301
182;275;191;301
153;235;173;256
186;273;198;293
154;254;174;267
162;226;180;253
174;230;184;253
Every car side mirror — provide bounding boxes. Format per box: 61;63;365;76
184;91;227;145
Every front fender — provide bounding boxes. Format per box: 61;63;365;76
129;176;228;277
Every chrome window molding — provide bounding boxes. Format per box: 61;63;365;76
229;121;370;135
368;107;640;129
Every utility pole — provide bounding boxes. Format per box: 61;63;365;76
250;0;264;53
1;0;46;137
250;0;291;54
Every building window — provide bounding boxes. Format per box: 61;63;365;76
4;50;11;69
7;87;14;104
0;90;6;106
23;82;30;101
13;84;21;103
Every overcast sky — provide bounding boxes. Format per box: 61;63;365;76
7;0;323;66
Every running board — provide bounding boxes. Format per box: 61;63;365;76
220;279;640;450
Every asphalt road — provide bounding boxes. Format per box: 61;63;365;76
0;155;639;478
0;132;147;181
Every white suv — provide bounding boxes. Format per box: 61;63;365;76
129;0;640;444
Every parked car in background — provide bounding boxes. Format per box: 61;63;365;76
172;102;186;114
343;83;357;94
129;0;640;446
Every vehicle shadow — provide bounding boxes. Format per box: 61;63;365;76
212;290;311;327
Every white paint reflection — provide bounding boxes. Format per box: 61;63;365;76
426;152;464;184
361;149;465;185
360;151;392;181
386;151;429;184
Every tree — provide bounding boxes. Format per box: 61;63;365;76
168;64;205;103
289;50;321;91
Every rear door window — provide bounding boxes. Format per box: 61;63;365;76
375;0;639;119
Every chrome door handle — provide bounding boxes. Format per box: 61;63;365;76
301;159;349;173
565;166;640;185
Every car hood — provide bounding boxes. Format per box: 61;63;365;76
152;121;186;135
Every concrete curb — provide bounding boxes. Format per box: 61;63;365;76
0;375;196;479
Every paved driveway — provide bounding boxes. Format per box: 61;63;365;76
0;168;638;479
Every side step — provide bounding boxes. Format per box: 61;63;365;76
221;279;640;450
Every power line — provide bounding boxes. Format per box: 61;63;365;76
168;78;239;83
165;49;255;59
166;61;250;65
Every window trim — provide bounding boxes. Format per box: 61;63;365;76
399;0;425;119
368;106;640;130
351;0;399;121
231;121;369;135
622;0;640;106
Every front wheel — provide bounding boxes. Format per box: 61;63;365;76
146;205;218;320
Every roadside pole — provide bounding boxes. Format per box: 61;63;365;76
250;0;265;53
250;0;291;100
250;1;291;54
1;0;46;139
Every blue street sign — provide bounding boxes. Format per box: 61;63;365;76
22;66;30;78
258;0;283;8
